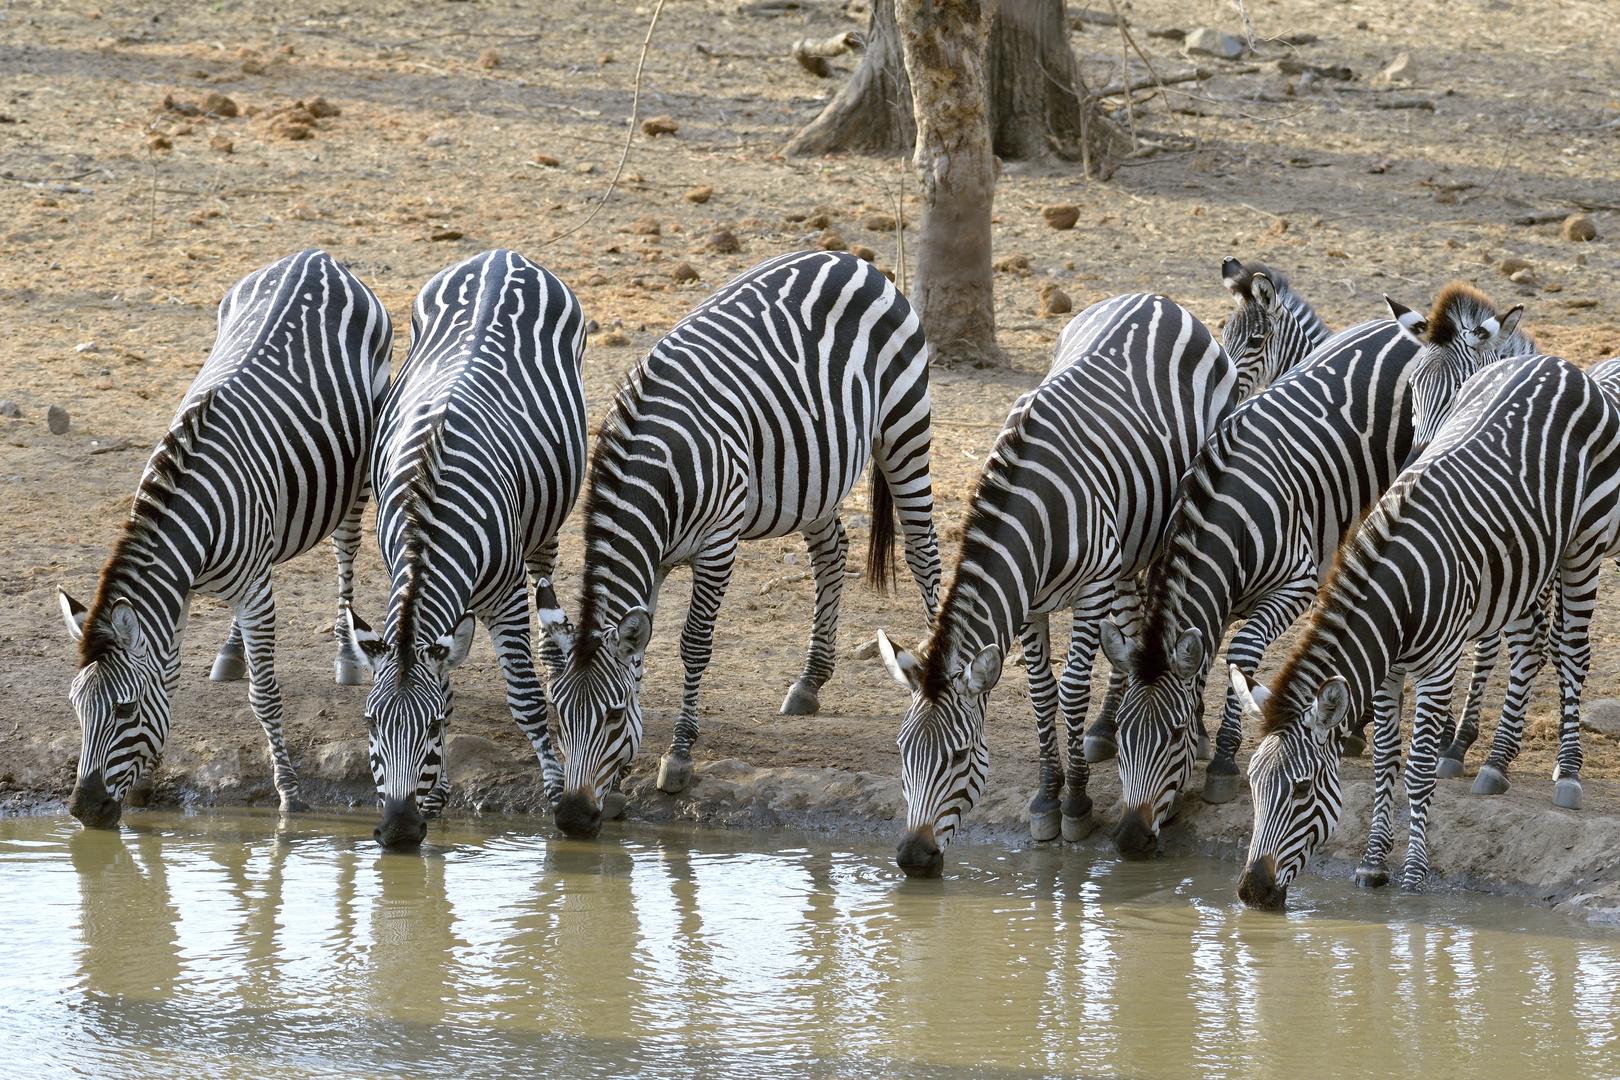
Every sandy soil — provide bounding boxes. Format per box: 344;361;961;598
1;0;1618;820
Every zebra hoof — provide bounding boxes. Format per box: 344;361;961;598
1554;778;1583;810
279;796;309;814
1194;735;1213;762
1030;807;1061;842
1355;862;1390;889
1434;755;1465;780
1083;735;1117;764
1400;871;1428;894
1470;764;1511;796
657;753;694;795
1202;771;1244;804
602;791;629;821
1061;813;1095;843
779;681;821;716
210;652;247;682
334;659;367;686
1341;731;1367;758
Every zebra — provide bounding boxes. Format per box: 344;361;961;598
58;249;392;828
877;293;1238;877
539;250;942;839
1229;352;1620;907
333;250;587;849
1102;283;1534;860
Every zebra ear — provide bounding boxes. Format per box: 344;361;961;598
336;603;387;669
427;612;477;675
1492;304;1525;343
1098;621;1135;671
959;644;1003;697
108;598;143;652
1250;272;1279;311
1386;295;1428;341
615;607;652;664
1169;627;1204;681
1311;676;1351;744
1221;257;1248;301
59;587;88;643
1228;664;1270;723
876;629;923;693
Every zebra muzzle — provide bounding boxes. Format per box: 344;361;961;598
896;825;943;878
374;797;427;850
1237;854;1288;910
69;770;122;830
554;789;603;839
1111;804;1159;860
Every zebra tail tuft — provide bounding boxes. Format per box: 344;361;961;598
865;465;896;594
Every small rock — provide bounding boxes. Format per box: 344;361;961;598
993;253;1031;273
1376;52;1417;84
47;405;70;435
1583;699;1620;740
599;52;615;64
706;228;741;254
1367;154;1391;174
0;401;21;419
1041;204;1080;230
816;228;847;251
74;341;98;353
575;161;595;174
531;153;560;168
1267;217;1289;236
672;260;701;283
803;213;831;230
476;49;501;70
877;267;896;282
289;202;317;220
849;244;876;262
584;272;610;287
241;58;266;75
641;114;678;137
1509;267;1539;287
630;217;661;237
1563;214;1598;242
270;115;312;141
1183;27;1245;59
598;328;634;346
299;97;338;118
1039;283;1073;317
854;638;881;661
1499;256;1534;275
209;133;234;154
199;90;239;117
685;185;714;204
429;228;464;242
863;212;897;231
147;134;172;151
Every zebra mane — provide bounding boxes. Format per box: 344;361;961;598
1260;504;1384;737
1423;282;1536;353
395;415;447;677
81;389;219;667
1133;438;1229;685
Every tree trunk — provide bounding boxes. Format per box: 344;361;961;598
894;0;1004;368
786;0;1125;168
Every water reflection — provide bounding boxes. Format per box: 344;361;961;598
0;811;1618;1079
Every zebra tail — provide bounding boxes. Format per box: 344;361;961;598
865;465;897;593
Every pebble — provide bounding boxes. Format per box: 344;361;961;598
147;134;172;151
1041;204;1080;230
74;341;98;353
854;638;881;661
1039;283;1073;317
598;329;633;346
1183;27;1245;59
672;260;701;283
289;202;317;220
1376;52;1417;84
47;405;69;435
270;115;312;141
816;228;847;251
706;228;741;254
1563;214;1598;242
632;216;662;236
993;253;1031;273
641;115;678;137
209;134;234;154
574;161;595;173
0;401;20;419
863;212;897;231
584;272;610;286
1509;267;1539;286
1498;256;1533;275
685;185;714;204
199;91;239;117
849;244;876;262
531;153;560;168
303;97;341;118
476;49;501;69
428;228;463;241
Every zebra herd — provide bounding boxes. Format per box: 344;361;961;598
56;243;1617;910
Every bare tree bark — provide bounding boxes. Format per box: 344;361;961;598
783;0;914;157
895;0;1005;368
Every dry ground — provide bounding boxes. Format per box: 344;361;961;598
1;0;1618;812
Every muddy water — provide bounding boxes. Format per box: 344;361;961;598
4;811;1619;1080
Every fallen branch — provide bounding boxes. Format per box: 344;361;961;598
791;31;864;78
1092;65;1211;98
1369;98;1436;111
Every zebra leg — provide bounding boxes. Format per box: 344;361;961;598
332;492;368;685
1061;606;1110;839
657;537;738;795
1400;668;1458;892
1469;612;1546;795
1438;634;1501;779
782;514;849;715
235;582;306;813
1083;581;1141;763
1356;670;1407;888
210;618;247;682
1208;578;1315;799
876;435;943;617
486;585;565;806
526;536;569;683
1021;614;1062;842
1550;568;1596;810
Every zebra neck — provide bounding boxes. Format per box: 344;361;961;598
90;533;194;655
1139;531;1235;680
1274;576;1400;730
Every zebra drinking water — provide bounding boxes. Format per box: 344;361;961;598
59;250;392;827
877;293;1239;877
335;250;587;850
541;250;942;840
1230;352;1620;907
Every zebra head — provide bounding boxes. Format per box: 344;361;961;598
540;605;652;839
881;629;1000;878
59;588;169;829
1100;622;1206;860
1387;284;1528;451
336;603;476;849
1221;258;1325;400
1230;665;1348;909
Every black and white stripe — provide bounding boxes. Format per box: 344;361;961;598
542;250;941;838
60;249;392;827
1219;258;1330;401
335;249;586;849
877;293;1238;876
1230;352;1620;906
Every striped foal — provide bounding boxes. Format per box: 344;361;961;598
542;251;942;839
59;250;392;826
1218;258;1331;402
1230;353;1620;907
336;250;587;849
879;293;1238;876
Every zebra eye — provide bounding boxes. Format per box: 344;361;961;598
1290;776;1312;800
113;701;137;720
